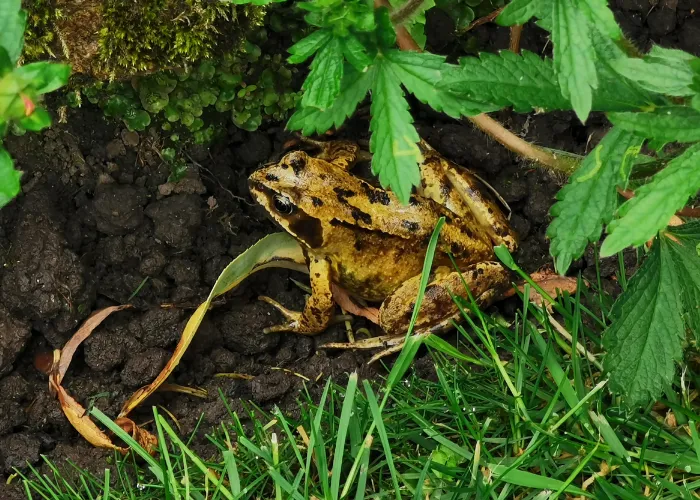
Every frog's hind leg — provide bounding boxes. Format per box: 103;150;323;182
294;135;371;170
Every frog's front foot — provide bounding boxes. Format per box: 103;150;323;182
258;295;304;333
258;295;352;335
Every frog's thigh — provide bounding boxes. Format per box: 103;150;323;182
444;168;518;251
296;257;336;334
378;262;510;335
299;137;361;171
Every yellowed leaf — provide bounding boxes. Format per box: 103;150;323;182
504;269;580;308
119;232;306;417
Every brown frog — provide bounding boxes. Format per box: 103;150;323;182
248;139;518;343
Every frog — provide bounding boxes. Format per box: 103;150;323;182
247;138;518;348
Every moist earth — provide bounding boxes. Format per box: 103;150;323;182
1;1;698;495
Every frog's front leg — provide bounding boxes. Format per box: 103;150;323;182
378;262;511;335
259;257;336;335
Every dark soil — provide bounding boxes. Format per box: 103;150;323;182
1;1;698;496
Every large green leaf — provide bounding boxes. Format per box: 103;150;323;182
369;58;422;203
548;128;644;274
0;0;25;64
601;143;700;257
0;147;21;208
15;62;71;94
300;36;344;110
608;106;700;143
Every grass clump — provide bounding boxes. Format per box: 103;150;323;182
15;249;700;498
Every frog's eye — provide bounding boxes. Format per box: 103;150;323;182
273;194;295;215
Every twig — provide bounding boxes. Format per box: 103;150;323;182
460;6;505;33
390;0;428;25
509;25;523;54
375;0;575;174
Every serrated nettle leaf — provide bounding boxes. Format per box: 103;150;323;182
649;45;697;63
612;56;695;97
601;143;700;257
579;0;621;40
693;94;700;112
608;106;700;143
0;146;21;208
375;7;397;49
301;36;344;110
442;51;569;113
496;0;546;26
15;62;71;95
286;64;373;135
665;222;700;339
603;237;685;406
369;58;422;204
342;34;372;72
553;0;597;122
547;128;644;274
287;29;332;64
384;50;490;118
0;0;25;64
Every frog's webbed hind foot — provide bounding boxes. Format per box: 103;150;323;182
320;334;408;364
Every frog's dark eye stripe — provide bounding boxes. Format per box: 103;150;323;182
273;194;296;215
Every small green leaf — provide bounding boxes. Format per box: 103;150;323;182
287;64;373;135
17;107;51;132
0;0;25;63
603;236;685;406
548;128;644;274
552;0;597;122
608;106;700;143
0;147;21;208
124;110;151;132
342;34;372;72
612;58;695;96
375;7;397;49
496;0;546;26
288;29;332;64
301;36;344;110
369;58;421;203
601;143;700;257
0;47;13;77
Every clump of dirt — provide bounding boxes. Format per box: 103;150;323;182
1;2;698;495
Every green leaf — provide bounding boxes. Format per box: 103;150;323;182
369;58;422;203
666;222;700;339
601;143;700;257
0;47;13;77
385;50;495;118
0;0;25;63
287;64;373;135
442;50;570;113
496;0;544;25
0;147;21;208
342;34;372;72
375;7;397;49
17;107;51;132
548;128;644;274
301;36;344;110
24;62;71;94
608;106;700;143
579;0;621;40
288;29;332;64
552;0;597;122
612;57;695;96
603;235;686;406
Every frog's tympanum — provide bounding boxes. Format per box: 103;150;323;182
248;139;518;343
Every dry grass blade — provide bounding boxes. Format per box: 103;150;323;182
119;232;306;418
157;383;208;398
57;304;132;384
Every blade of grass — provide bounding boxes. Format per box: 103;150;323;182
331;372;359;499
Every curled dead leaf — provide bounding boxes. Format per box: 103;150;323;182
503;269;580;310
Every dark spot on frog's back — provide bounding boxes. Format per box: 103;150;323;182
290;216;324;248
289;155;305;174
265;173;279;182
334;187;356;203
361;183;391;205
402;220;419;232
351;208;372;225
311;196;324;207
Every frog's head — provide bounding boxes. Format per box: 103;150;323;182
248;150;326;248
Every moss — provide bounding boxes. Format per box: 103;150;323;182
22;0;63;60
98;0;266;78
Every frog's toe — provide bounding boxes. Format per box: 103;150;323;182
258;296;303;325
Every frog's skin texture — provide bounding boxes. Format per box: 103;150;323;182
248;139;518;337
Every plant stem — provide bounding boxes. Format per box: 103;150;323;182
390;0;427;25
376;0;576;174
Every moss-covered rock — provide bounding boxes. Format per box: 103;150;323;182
23;0;266;79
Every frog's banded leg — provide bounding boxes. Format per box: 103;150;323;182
259;257;337;335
